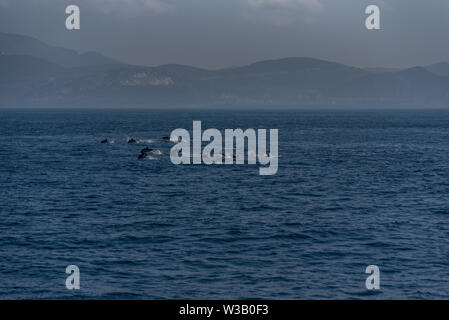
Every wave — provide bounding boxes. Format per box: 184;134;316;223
137;139;154;144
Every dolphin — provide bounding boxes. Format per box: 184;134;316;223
140;147;153;153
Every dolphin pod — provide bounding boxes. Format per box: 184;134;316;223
100;137;168;160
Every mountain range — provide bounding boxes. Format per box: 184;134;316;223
1;32;449;108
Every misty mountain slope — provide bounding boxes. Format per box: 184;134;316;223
0;32;121;68
0;54;63;80
215;57;368;86
363;67;400;74
0;54;67;105
205;58;371;104
425;62;449;77
334;67;449;106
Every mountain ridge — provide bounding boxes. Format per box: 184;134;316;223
1;32;449;108
0;32;121;68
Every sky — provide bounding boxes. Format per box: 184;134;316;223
0;0;449;69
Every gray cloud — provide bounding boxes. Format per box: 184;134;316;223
87;0;175;15
245;0;323;10
241;0;323;26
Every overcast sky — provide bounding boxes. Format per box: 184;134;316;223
1;0;448;69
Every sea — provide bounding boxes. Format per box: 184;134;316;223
1;108;449;299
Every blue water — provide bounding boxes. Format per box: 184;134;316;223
1;109;449;299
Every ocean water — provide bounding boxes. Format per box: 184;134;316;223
1;108;449;299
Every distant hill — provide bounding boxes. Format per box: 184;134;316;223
363;67;400;74
2;32;449;108
0;32;121;68
0;54;63;79
425;62;449;77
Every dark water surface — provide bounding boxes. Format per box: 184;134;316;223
1;109;449;299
